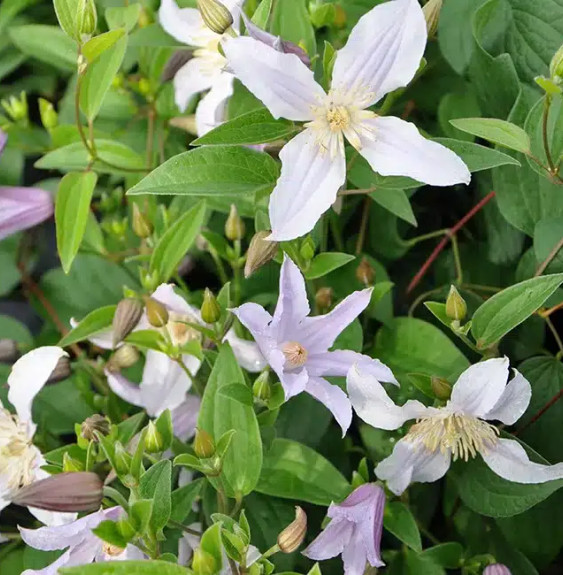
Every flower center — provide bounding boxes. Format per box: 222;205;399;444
281;341;308;368
167;312;202;347
103;543;125;557
405;412;500;461
326;105;351;132
0;408;37;490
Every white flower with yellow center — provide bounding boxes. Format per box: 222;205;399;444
348;357;563;495
223;0;471;241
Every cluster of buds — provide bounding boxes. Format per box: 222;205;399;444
1;92;28;125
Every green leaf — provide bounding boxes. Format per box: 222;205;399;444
405;548;445;575
170;478;204;522
192;108;298;146
198;344;262;497
92;520;129;548
139;460;172;533
383;501;422;552
471;274;563;348
270;0;315;58
0;314;33;345
106;4;141;32
369;188;416;226
304;253;356;280
256;438;350;505
82;29;126;64
420;543;464;569
150;201;206;283
58;305;115;347
534;216;563;274
449;118;531;154
61;561;191;575
434;138;521;171
127;146;280;197
55;171;98;273
53;0;83;41
252;0;273;27
199;523;224;573
423;301;451;328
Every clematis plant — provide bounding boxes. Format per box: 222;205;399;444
348;357;563;495
231;255;397;433
223;0;470;240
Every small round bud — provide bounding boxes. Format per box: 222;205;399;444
253;371;271;401
144;297;169;328
81;414;111;441
38;98;58;130
194;428;216;459
356;257;375;286
422;0;442;38
201;288;221;324
277;506;307;553
107;344;140;372
132;203;153;239
244;230;278;278
192;548;217;575
137;77;151;96
431;376;452;400
445;285;467;322
225;204;245;241
0;339;19;363
112;298;144;347
315;287;333;311
145;421;165;453
197;0;233;35
48;356;72;384
550;44;563;82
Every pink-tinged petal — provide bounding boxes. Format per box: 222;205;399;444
223;329;267;372
341;529;369;575
173;58;218;112
222;36;323;121
8;347;67;426
484;565;512;575
484;370;531;425
306;376;352;435
195;73;234;136
450;357;510;418
171;395;201;441
331;0;426;107
159;0;207;46
375;438;451;495
0;186;54;242
481;438;563;484
303;517;354;561
268;129;346;241
105;370;144;408
358;116;471;186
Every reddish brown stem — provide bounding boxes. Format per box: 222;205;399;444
515;388;563;436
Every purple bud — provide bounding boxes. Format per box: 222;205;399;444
483;565;512;575
0;186;54;242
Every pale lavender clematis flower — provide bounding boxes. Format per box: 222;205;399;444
231;255;397;434
303;483;385;575
348;357;563;495
484;565;512;575
223;0;470;241
19;507;144;574
0;130;53;241
1;347;76;526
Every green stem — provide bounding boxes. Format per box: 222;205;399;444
542;95;557;175
406;228;449;247
451;234;463;284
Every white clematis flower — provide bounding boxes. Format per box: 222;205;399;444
223;0;470;241
2;347;76;526
347;357;563;495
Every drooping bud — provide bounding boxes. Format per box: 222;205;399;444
0;339;19;363
315;287;333;311
106;344;140;372
192;548;217;575
277;506;307;553
252;370;271;401
431;376;452;401
38;98;58;130
112;298;144;347
63;452;84;472
422;0;442;38
201;288;221;324
483;565;512;575
356;257;375;286
12;472;103;512
194;428;216;459
78;0;97;38
47;355;72;383
244;230;278;278
145;421;165;453
445;285;467;322
144;296;169;328
197;0;233;35
225;204;245;241
132;203;153;239
81;414;111;441
550;44;563;83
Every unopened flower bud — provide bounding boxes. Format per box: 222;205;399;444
550;44;563;83
112;298;144;347
137;78;151;97
244;230;278;278
145;421;165;453
79;0;97;37
107;344;140;372
445;285;467;321
277;506;307;553
192;548;217;575
48;355;71;383
356;257;375;286
81;414;111;441
431;376;452;400
38;98;58;130
162;51;193;83
2;92;28;123
144;296;169;328
0;339;19;363
113;442;132;476
315;287;333;311
300;237;315;262
225;204;245;241
138;5;151;27
132;203;153;239
12;472;103;512
422;0;442;38
201;288;221;324
63;452;84;472
194;428;215;459
197;0;233;35
483;565;512;575
253;371;271;401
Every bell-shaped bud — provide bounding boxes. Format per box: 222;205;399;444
422;0;442;38
107;344;140;372
278;506;307;553
38;98;58;130
201;288;221;324
48;355;72;384
197;0;233;35
12;472;103;512
194;428;216;459
132;203;153;239
225;204;245;241
145;421;165;453
445;285;467;321
431;376;452;400
192;548;217;575
315;287;333;312
0;339;19;363
253;370;271;401
63;452;84;472
78;0;97;37
144;296;169;328
356;257;375;286
550;44;563;83
81;414;111;441
244;230;278;278
112;298;144;347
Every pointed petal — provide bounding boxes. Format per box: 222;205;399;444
268;129;346;241
341;529;369;575
450;357;510;417
173;58;217;112
8;347;67;425
358;116;471;186
0;187;54;242
195;73;234;136
223;329;267;372
332;0;426;107
360;486;385;568
105;370;144;408
21;549;72;575
222;36;323;121
303;517;353;561
159;0;207;46
230;303;272;337
484;370;531;425
482;438;563;484
306;376;352;435
151;284;199;317
70;318;115;350
171;395;201;441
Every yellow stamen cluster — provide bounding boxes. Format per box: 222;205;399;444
326;106;351;132
0;408;37;490
281;341;308;368
103;543;126;557
167;312;202;347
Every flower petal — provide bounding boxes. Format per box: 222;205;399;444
342;528;369;575
450;357;510;417
481;438;563;484
223;329;267;372
306;376;352;436
171;395;201;441
70;318;115;350
173;58;217;112
22;549;72;575
195;73;234;136
152;284;200;317
159;0;207;46
303;517;353;561
8;347;67;425
0;187;54;242
105;370;144;408
230;303;272;337
268;129;346;241
331;0;426;107
358;116;471;186
484;370;531;425
222;36;323;121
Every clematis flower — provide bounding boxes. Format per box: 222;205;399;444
303;483;385;575
223;0;470;241
231;255;396;434
483;565;512;575
19;507;144;574
348;357;563;495
2;347;75;526
0;130;53;241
